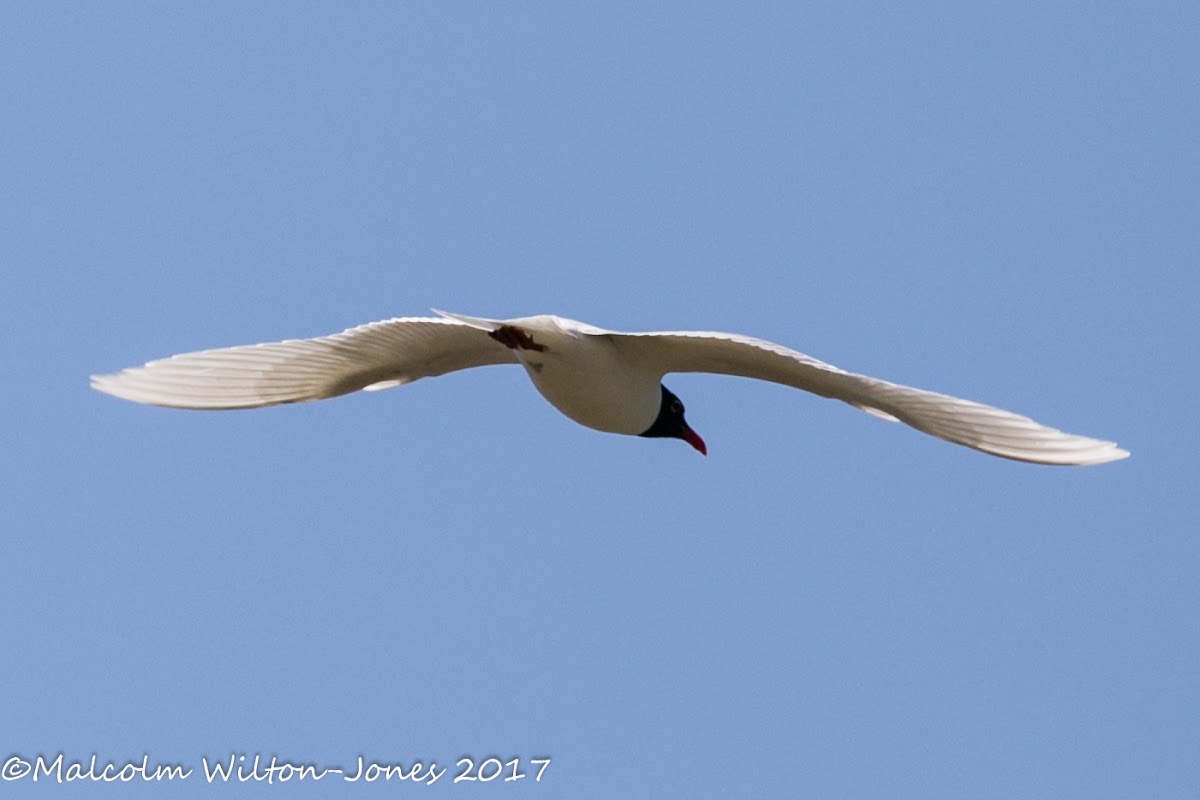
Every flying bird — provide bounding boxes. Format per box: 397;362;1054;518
91;310;1128;465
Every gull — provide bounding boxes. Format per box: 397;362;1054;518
91;310;1129;465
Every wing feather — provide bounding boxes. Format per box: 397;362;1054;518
612;330;1128;466
90;317;517;409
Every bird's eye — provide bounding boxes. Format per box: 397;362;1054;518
671;400;683;414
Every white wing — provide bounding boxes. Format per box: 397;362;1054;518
612;330;1128;466
91;316;517;409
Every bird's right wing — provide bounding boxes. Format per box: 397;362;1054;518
611;329;1128;466
90;316;517;409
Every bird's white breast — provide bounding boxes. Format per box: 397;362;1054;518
509;316;662;435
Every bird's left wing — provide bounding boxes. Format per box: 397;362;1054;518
91;317;517;409
610;329;1128;466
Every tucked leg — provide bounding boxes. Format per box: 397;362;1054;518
489;325;547;352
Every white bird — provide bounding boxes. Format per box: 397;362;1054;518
90;310;1129;465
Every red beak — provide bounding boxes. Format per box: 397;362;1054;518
682;426;707;456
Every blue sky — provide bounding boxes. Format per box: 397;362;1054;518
2;2;1196;797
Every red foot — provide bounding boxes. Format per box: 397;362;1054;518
489;325;546;352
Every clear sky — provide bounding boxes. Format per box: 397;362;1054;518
3;3;1196;798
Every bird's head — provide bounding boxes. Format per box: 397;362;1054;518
638;385;707;455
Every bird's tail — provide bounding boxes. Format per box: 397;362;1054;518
430;309;505;332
